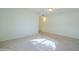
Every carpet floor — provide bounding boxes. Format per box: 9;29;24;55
0;33;79;51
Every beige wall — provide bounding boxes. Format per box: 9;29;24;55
45;9;79;39
0;9;39;41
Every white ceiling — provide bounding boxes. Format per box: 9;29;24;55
0;8;79;16
27;8;79;16
27;8;55;16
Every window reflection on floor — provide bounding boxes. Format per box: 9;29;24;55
30;38;56;51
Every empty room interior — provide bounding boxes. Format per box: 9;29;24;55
0;8;79;51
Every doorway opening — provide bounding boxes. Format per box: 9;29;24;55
39;15;47;33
